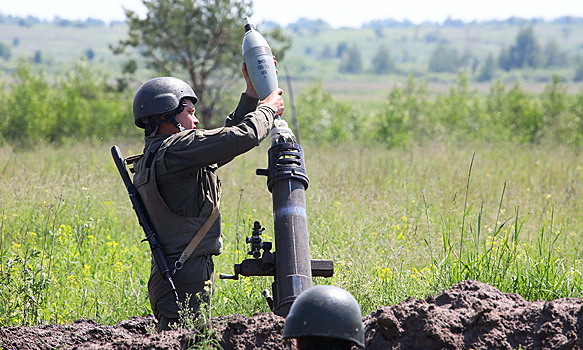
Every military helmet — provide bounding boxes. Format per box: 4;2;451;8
133;77;198;128
282;285;365;348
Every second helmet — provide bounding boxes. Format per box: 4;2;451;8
282;285;365;348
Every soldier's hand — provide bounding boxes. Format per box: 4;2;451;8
260;88;284;116
242;63;259;98
242;57;277;99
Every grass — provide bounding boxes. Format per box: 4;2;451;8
1;139;582;326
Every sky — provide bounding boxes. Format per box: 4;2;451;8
1;0;583;27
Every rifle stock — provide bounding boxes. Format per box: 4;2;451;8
110;145;180;305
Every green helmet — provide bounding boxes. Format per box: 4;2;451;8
282;286;365;348
133;77;198;128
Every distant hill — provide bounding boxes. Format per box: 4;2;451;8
0;13;582;88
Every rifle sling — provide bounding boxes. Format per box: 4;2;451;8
140;138;221;274
172;198;220;274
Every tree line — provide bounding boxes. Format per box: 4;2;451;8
327;26;582;82
2;59;583;150
295;74;583;147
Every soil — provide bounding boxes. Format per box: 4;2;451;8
2;280;583;350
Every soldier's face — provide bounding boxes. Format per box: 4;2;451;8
175;99;199;130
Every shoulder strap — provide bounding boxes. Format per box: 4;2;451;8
145;140;164;168
172;196;221;274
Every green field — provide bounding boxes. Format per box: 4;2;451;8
1;139;582;326
1;15;583;328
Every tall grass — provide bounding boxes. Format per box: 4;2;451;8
1;139;582;326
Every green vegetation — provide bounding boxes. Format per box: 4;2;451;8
0;61;139;148
428;43;461;73
0;41;11;60
371;44;396;75
477;54;496;82
293;73;583;148
1;59;583;150
1;139;582;326
499;27;542;71
1;11;583;329
285;18;583;86
338;43;363;74
0;58;582;328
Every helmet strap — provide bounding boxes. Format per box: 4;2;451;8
159;115;185;132
159;100;188;132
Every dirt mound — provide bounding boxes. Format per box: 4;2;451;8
365;280;583;349
0;312;293;350
2;280;582;350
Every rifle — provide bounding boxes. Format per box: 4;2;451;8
110;145;180;305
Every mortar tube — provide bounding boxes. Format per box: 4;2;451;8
271;178;313;317
267;141;312;317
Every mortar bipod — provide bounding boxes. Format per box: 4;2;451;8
219;221;275;281
219;221;334;311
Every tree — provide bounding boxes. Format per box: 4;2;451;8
459;48;473;67
31;50;42;64
112;0;290;128
498;26;542;71
544;40;568;67
374;27;384;38
477;54;496;82
85;48;95;60
498;46;513;71
336;42;348;58
371;44;395;75
290;18;331;34
513;26;542;68
338;44;362;74
574;60;583;82
320;45;333;60
428;43;460;73
0;42;11;60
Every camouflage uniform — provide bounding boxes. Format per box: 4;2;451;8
133;93;276;329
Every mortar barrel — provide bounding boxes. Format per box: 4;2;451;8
271;177;313;317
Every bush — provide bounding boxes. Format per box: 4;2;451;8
291;74;583;148
428;43;460;73
374;75;430;147
32;51;42;64
432;74;485;141
497;81;545;143
0;62;54;148
0;60;138;149
295;82;362;144
2;61;583;150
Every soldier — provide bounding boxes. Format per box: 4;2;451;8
131;63;284;331
282;285;365;350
